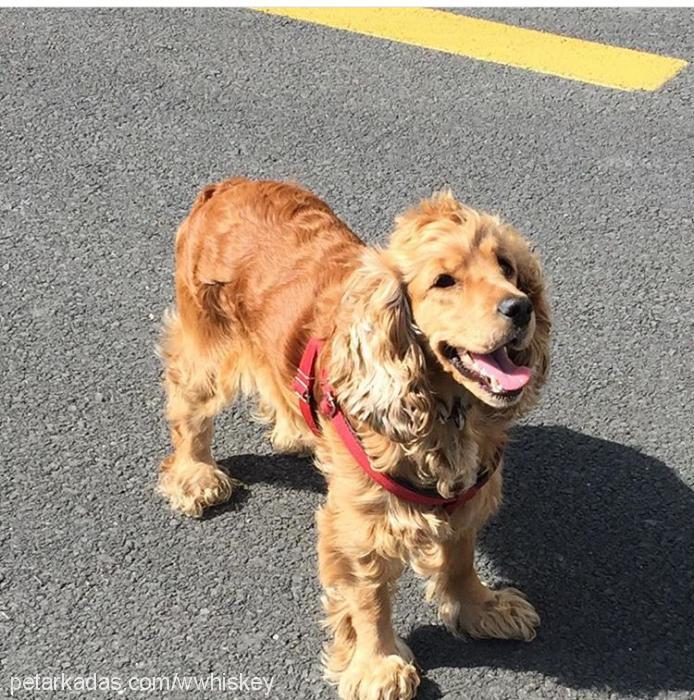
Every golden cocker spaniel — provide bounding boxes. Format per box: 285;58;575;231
158;178;550;700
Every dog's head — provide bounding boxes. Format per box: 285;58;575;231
328;190;550;444
388;190;551;412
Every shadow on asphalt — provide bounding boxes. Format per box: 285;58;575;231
218;452;325;496
220;426;694;695
202;453;323;521
411;426;694;697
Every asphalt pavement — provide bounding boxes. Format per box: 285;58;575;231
1;8;693;700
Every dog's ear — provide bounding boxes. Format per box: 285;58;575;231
328;249;435;443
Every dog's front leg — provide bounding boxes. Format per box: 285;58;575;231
413;528;539;641
317;503;420;700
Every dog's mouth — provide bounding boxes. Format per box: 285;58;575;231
441;343;532;402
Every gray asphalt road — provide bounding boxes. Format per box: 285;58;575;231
2;8;693;700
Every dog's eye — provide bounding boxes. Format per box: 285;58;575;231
497;256;515;279
432;274;456;288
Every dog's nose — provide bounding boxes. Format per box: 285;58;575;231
498;296;533;328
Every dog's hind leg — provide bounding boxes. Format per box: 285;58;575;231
252;367;314;455
157;309;236;517
268;409;313;454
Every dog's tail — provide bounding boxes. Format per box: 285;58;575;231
170;178;250;347
186;176;249;217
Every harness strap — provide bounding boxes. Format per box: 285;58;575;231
292;338;493;512
291;337;324;436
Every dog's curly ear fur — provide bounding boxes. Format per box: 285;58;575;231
328;249;435;443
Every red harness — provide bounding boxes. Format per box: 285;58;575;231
292;338;492;513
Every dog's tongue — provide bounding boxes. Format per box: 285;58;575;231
469;347;532;391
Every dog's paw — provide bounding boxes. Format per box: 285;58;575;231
158;457;234;518
337;654;420;700
441;586;539;641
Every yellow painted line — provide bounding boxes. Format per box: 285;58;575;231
257;8;687;92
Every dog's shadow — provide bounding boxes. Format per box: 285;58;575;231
218;426;694;695
410;425;694;696
201;452;323;520
218;451;325;496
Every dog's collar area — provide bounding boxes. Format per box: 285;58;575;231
393;466;493;503
292;338;495;513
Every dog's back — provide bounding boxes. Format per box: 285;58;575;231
173;178;363;361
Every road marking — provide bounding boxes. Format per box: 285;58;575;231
257;8;687;92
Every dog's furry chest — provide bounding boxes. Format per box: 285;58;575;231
398;418;482;498
373;425;503;560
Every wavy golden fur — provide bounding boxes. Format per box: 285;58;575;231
158;178;550;700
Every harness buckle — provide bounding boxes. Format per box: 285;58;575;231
319;389;338;419
292;376;311;404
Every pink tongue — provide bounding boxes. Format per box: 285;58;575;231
469;348;532;391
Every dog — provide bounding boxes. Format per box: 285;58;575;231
158;178;550;700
